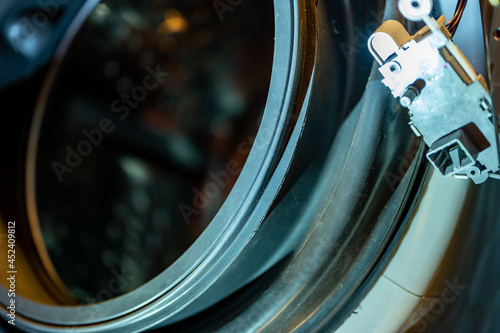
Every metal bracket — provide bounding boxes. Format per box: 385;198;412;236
368;0;500;184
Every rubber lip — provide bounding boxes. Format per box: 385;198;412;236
2;0;319;330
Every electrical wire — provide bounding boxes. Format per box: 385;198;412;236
445;0;467;37
446;0;466;36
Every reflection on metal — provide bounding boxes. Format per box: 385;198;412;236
369;0;500;184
